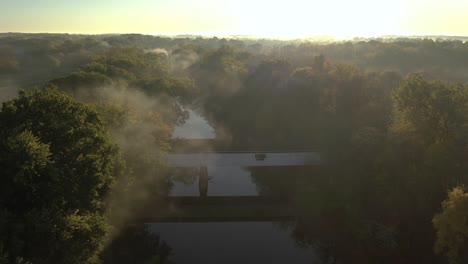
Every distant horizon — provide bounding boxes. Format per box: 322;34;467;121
2;31;468;41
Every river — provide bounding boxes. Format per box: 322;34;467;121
148;109;320;264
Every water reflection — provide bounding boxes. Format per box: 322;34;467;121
149;222;319;264
169;166;258;196
172;108;215;139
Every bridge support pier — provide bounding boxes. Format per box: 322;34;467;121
198;166;208;197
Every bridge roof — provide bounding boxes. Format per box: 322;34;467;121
166;151;321;167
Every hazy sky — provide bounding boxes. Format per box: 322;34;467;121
1;0;467;37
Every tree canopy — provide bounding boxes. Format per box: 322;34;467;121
433;187;468;264
0;86;122;264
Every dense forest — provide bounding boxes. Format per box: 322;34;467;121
1;33;468;264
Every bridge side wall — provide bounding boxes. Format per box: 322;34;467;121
166;152;321;167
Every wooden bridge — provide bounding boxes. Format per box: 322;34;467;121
165;151;321;167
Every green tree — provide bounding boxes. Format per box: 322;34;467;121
0;86;122;264
433;186;468;264
392;74;468;144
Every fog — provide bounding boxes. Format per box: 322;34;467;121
0;79;19;103
1;33;468;264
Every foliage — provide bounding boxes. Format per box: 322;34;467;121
433;187;468;264
0;87;122;263
195;54;468;263
392;74;468;144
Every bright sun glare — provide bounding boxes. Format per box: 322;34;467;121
1;0;468;37
230;0;407;39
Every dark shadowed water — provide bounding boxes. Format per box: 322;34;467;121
148;222;319;264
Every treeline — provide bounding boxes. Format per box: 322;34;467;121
0;34;468;263
245;74;468;264
181;38;468;263
184;41;468;263
2;33;468;89
0;40;197;263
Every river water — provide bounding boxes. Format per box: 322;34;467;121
148;109;319;264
